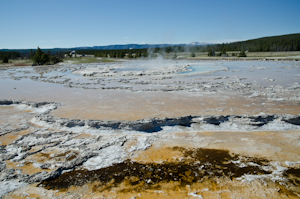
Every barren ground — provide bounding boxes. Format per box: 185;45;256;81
0;59;300;198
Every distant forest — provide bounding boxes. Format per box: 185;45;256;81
1;33;299;60
76;49;149;58
67;33;300;57
0;51;21;60
0;49;65;61
212;33;300;52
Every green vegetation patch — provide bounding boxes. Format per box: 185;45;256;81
63;57;118;64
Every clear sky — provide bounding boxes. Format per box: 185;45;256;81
1;0;300;49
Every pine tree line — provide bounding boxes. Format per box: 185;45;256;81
0;51;21;60
75;49;149;58
213;33;300;52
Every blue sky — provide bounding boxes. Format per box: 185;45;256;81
1;0;300;49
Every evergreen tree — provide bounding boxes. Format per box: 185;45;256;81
208;48;215;56
41;53;50;64
31;47;61;65
191;52;195;57
221;48;228;57
127;52;133;58
238;50;247;57
135;52;141;58
32;47;44;65
50;56;62;64
222;48;226;54
120;51;125;58
29;49;35;59
143;51;148;57
2;56;9;63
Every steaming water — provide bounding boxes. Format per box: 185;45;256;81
114;57;180;72
113;58;226;74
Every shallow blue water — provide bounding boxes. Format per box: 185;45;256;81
179;64;225;75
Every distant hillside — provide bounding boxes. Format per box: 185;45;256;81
214;33;300;52
77;44;179;50
1;33;299;54
0;43;211;53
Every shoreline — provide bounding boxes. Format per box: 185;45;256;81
1;56;299;69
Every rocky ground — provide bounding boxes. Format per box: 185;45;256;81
0;59;300;198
